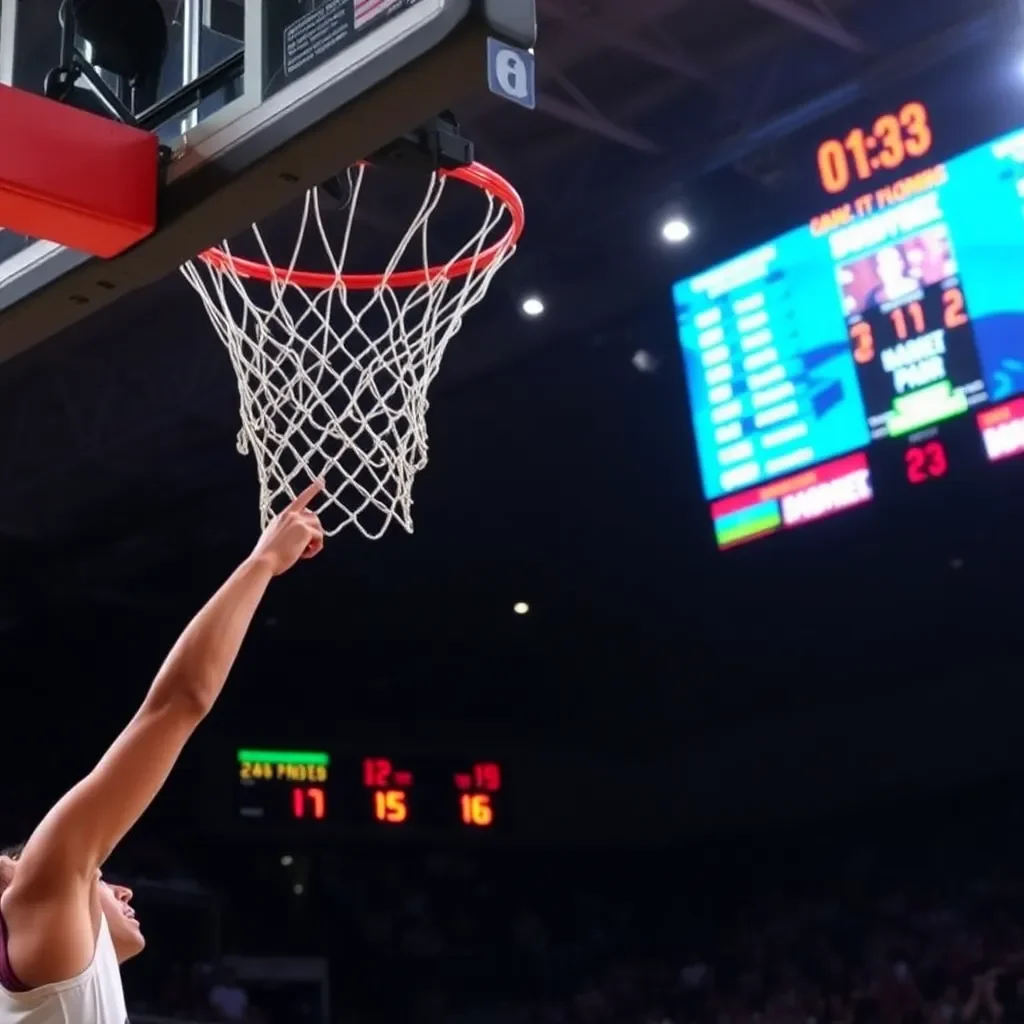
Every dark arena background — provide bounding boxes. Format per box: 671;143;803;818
3;0;1024;1022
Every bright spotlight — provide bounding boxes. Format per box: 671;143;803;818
513;601;530;615
520;296;545;317
281;854;294;867
661;217;692;244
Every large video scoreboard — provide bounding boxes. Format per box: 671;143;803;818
672;100;1024;549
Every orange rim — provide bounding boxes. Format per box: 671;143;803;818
197;162;524;291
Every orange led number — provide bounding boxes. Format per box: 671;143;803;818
872;114;904;170
373;789;407;824
851;321;874;364
899;102;932;158
890;301;925;340
460;793;494;827
943;288;967;329
817;139;850;195
817;102;932;195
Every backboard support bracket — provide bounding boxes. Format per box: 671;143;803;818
370;112;475;172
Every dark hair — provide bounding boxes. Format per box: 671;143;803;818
0;844;21;892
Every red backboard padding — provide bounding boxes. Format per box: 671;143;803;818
0;85;157;259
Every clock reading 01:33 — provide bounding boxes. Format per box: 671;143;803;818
817;102;934;195
235;748;503;833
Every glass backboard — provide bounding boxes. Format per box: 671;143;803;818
0;0;536;360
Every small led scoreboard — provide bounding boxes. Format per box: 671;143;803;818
234;748;503;836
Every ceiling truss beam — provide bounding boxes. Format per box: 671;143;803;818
747;0;868;52
535;93;661;152
543;1;711;81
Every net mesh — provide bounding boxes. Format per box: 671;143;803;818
180;162;521;539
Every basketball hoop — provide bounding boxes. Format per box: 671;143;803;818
181;160;524;539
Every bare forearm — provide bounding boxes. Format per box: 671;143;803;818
147;555;275;713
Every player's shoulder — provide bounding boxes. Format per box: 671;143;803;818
0;876;101;990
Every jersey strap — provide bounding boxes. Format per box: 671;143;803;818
0;911;28;992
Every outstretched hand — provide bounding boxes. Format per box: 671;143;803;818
251;480;326;576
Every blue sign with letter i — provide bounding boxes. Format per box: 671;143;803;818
487;38;536;110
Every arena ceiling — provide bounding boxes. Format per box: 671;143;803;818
0;0;1017;741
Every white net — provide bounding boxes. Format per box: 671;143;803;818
180;162;521;539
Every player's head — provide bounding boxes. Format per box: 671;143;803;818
97;872;145;962
0;844;144;963
875;246;908;287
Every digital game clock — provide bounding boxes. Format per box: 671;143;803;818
816;102;933;194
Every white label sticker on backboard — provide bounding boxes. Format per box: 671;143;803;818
486;38;535;110
267;0;427;97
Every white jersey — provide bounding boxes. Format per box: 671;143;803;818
0;913;127;1024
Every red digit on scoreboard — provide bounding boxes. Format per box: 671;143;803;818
291;786;326;819
905;441;948;484
473;762;502;792
362;757;392;787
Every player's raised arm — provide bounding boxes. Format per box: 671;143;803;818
8;482;324;898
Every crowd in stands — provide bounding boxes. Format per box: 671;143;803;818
119;790;1024;1024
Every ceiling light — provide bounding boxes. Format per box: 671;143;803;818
520;296;545;317
280;854;293;867
661;217;692;244
632;350;657;373
513;601;530;615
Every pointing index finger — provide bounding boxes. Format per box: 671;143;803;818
289;479;324;511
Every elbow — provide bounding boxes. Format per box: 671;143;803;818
172;677;218;720
147;669;218;722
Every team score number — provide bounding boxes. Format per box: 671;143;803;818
292;786;326;819
850;288;968;363
905;440;948;484
818;102;933;194
460;793;494;827
373;789;408;824
240;760;328;783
